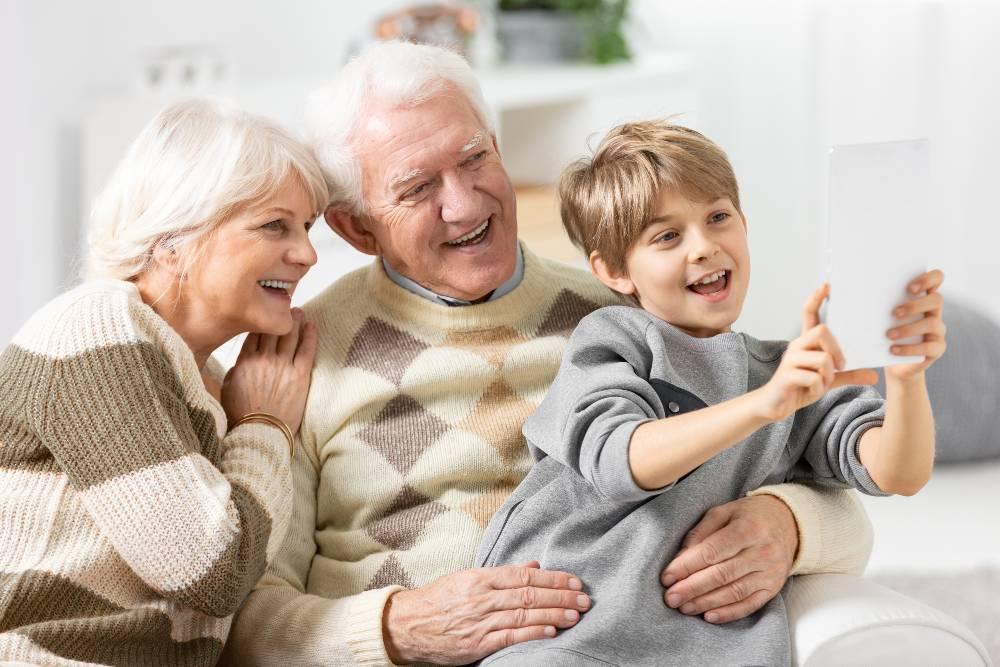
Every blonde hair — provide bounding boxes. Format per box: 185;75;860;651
559;120;741;275
305;40;494;216
85;97;330;282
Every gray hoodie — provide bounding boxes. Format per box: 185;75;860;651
476;305;886;667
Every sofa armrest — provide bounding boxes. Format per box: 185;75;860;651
788;574;991;666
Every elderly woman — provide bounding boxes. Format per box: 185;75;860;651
0;98;328;665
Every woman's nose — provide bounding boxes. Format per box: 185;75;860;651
288;234;318;268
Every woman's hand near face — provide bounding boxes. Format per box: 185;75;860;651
222;308;317;434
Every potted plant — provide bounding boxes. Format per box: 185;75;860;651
496;0;630;64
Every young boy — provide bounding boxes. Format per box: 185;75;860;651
475;121;945;666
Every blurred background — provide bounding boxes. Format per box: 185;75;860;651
2;0;998;653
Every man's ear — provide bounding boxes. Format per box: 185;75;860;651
589;250;636;295
325;205;379;256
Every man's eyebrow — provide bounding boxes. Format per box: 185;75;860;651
389;169;426;189
461;132;485;153
648;213;674;225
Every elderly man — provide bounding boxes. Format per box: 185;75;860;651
223;41;872;666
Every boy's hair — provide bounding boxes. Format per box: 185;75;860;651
559;120;742;275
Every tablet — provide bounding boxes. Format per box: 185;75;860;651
826;139;930;370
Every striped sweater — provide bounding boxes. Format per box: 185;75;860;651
0;279;292;666
222;245;874;666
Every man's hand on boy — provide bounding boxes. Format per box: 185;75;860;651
659;495;797;623
885;269;947;381
754;284;878;422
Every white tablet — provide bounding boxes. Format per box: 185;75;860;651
826;139;930;370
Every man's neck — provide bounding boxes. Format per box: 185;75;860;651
382;244;525;307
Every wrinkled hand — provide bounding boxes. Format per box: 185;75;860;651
383;562;590;665
221;308;317;434
885;269;946;380
659;495;797;624
755;285;877;422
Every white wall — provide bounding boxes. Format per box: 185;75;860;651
5;0;1000;343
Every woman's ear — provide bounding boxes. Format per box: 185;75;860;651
589;250;636;295
325;205;379;256
150;240;183;277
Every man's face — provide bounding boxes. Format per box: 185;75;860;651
349;90;518;301
621;190;750;338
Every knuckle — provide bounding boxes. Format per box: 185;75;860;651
513;607;528;627
729;580;750;601
700;540;722;565
520;586;536;607
517;567;533;588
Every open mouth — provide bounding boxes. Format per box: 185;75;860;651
687;270;729;297
445;217;491;247
257;279;293;299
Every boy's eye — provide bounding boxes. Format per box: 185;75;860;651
656;231;679;243
709;212;730;223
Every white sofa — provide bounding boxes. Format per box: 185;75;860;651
789;573;991;665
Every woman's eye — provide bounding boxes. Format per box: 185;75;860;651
657;231;679;243
710;212;730;223
262;220;285;231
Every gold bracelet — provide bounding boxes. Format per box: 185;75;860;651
235;412;295;457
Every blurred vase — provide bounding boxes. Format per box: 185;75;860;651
496;10;588;63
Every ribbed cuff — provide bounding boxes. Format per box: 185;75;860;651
346;586;406;665
749;483;872;576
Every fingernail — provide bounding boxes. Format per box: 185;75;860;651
564;609;579;621
891;346;900;353
705;612;719;623
667;594;682;608
661;574;676;587
544;626;556;637
577;595;590;608
894;308;905;317
888;330;898;339
680;603;695;614
910;284;921;293
569;577;583;591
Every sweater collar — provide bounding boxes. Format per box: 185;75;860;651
381;244;525;307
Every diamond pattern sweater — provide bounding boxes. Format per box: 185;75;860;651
222;245;874;666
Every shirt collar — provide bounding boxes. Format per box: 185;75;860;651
382;244;525;307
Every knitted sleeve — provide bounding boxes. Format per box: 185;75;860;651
20;293;292;618
221;440;404;666
749;483;874;576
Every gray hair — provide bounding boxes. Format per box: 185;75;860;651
85;97;329;282
305;40;495;216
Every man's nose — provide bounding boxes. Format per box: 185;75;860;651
439;173;481;224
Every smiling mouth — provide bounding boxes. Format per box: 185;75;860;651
446;217;491;247
687;270;729;296
257;279;293;298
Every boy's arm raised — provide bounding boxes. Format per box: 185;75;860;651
857;270;946;495
630;285;877;491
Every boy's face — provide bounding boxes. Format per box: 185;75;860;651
615;189;750;338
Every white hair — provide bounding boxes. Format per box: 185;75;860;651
85;97;329;282
304;40;495;216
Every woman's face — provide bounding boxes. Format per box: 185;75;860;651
181;177;318;336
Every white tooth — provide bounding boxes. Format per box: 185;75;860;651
448;219;490;245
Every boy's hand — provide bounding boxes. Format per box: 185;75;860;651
755;285;877;422
885;269;947;381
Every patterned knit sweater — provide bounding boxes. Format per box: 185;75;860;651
223;245;874;666
0;280;292;666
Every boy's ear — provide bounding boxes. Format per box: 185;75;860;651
325;205;379;256
589;250;636;296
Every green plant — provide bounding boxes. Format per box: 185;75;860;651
498;0;631;64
